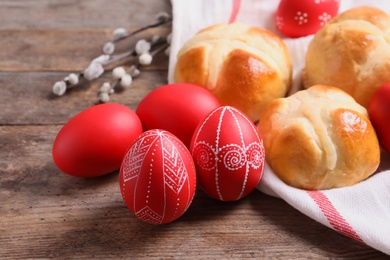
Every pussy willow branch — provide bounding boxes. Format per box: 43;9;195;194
52;12;172;97
110;18;172;45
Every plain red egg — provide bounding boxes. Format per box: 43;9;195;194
368;83;390;153
52;103;143;177
190;106;265;201
136;83;221;148
276;0;339;38
120;129;197;224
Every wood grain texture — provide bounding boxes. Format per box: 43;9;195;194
0;0;171;29
0;0;388;259
0;28;170;71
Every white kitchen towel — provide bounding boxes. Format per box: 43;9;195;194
168;0;390;255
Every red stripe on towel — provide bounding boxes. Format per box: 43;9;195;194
228;0;241;23
307;190;365;244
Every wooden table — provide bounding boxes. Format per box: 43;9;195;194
0;1;388;259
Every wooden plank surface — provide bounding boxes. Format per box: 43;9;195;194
0;28;170;71
0;0;388;259
0;0;171;29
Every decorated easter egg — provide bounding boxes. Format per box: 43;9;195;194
190;106;265;201
52;103;143;177
276;0;339;38
136;83;221;148
120;129;197;224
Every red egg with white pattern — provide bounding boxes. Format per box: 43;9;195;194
190;106;265;201
119;129;197;224
276;0;340;38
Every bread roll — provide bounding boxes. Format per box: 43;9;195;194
174;23;292;122
258;85;380;190
303;6;390;109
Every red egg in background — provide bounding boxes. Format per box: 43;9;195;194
368;83;390;153
136;83;221;148
276;0;340;38
120;129;197;224
190;106;265;201
52;103;143;177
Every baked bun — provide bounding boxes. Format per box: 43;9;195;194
258;85;380;190
302;6;390;108
174;23;292;122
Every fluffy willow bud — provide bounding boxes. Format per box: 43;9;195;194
135;39;151;55
83;62;104;81
112;67;127;79
99;92;110;103
52;81;67;96
103;42;115;55
139;53;153;66
120;74;133;88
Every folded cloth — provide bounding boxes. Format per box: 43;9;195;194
168;0;390;255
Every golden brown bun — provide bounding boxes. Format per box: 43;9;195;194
174;23;292;122
258;85;380;190
302;6;390;109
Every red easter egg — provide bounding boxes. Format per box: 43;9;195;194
276;0;340;38
52;103;143;177
369;83;390;153
120;129;197;224
136;83;221;148
190;106;265;201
